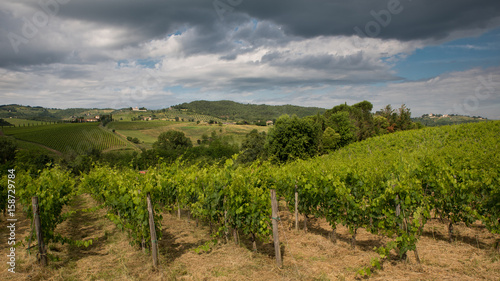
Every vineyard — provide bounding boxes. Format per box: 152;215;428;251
2;123;128;154
0;119;53;127
1;121;499;280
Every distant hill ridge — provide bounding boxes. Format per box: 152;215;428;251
1;102;327;123
171;100;327;122
0;104;114;122
412;113;488;127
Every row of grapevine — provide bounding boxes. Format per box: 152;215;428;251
16;167;84;245
10;121;499;266
4;123;127;153
75;121;500;260
273;121;500;257
78;159;272;250
79;166;163;248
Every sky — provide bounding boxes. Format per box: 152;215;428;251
0;0;499;119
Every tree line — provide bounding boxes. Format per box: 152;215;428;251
131;101;420;168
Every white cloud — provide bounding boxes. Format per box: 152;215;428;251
0;1;499;119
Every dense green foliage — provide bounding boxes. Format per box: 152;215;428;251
265;115;320;162
154;130;193;151
0;137;17;167
172;100;326;122
237;129;267;164
263;101;420;163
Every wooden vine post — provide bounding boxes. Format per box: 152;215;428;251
270;189;282;268
177;200;181;219
147;193;159;268
32;196;47;266
395;194;410;261
295;185;299;231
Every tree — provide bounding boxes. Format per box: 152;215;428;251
326;111;356;148
373;115;389;135
237;129;267;163
376;104;416;132
0;137;17;166
0;118;13;127
395;104;413;131
321;127;341;152
205;132;239;160
265;114;321;163
154;130;192;151
152;130;192;163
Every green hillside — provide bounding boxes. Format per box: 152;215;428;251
107;120;269;149
0;104;114;121
1;101;328;124
172;100;327;122
3;123;128;154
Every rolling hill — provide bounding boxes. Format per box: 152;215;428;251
171;100;327;122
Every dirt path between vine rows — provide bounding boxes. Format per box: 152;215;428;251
1;195;500;280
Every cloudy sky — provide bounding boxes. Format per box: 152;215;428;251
1;0;499;118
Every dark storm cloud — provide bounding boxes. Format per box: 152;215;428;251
47;0;500;41
240;0;500;40
260;51;373;71
1;0;499;68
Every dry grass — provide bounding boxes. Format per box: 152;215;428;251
1;196;500;281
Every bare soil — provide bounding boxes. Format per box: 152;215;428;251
1;195;499;280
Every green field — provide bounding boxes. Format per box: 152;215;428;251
106;120;176;130
111;109;225;123
3;123;128;154
106;121;269;149
1;118;54;127
1;120;268;153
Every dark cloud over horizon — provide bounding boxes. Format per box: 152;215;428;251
1;0;499;67
0;0;499;119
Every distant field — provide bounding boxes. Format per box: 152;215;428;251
2;120;269;153
107;120;175;130
108;121;269;149
112;109;225;123
1;118;55;127
141;123;269;147
3;123;128;154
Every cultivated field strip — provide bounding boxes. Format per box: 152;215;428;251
3;123;127;154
